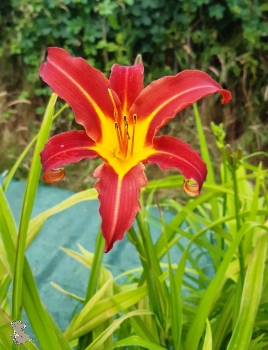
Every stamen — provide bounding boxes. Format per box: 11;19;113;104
115;122;123;148
108;88;123;146
109;88;136;161
130;114;137;157
108;89;117;121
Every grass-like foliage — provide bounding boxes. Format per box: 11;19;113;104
0;95;268;349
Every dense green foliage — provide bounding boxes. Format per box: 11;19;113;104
1;0;268;100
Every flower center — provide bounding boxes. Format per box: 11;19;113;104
108;89;137;161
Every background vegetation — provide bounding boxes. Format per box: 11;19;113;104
0;0;268;189
1;2;268;348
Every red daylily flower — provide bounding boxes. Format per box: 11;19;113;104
40;48;232;252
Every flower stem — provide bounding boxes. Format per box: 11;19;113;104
231;169;244;282
135;211;166;332
127;226;148;287
78;230;105;350
193;103;220;268
128;211;166;338
221;148;228;252
127;226;145;262
193;103;214;183
52;103;69;121
3;103;68;192
85;231;105;302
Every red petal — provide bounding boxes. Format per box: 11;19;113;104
129;70;232;146
40;130;98;183
109;63;144;116
94;162;148;252
40;47;115;142
145;136;207;196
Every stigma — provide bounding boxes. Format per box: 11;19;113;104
108;89;137;161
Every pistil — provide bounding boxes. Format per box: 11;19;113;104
121;116;131;160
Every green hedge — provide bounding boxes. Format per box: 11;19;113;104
1;0;268;130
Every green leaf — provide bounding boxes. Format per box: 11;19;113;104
0;96;71;350
22;258;71;349
227;230;268;350
3;103;68;192
105;335;167;350
193;103;214;184
243;163;263;256
3;135;37;192
0;184;17;274
0;309;12;350
202;319;212;350
135;209;167;341
27;188;98;247
213;289;235;350
66;277;113;340
160;206;181;350
50;282;84;302
68;286;149;340
85;311;153;350
12;94;57;321
185;222;263;350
